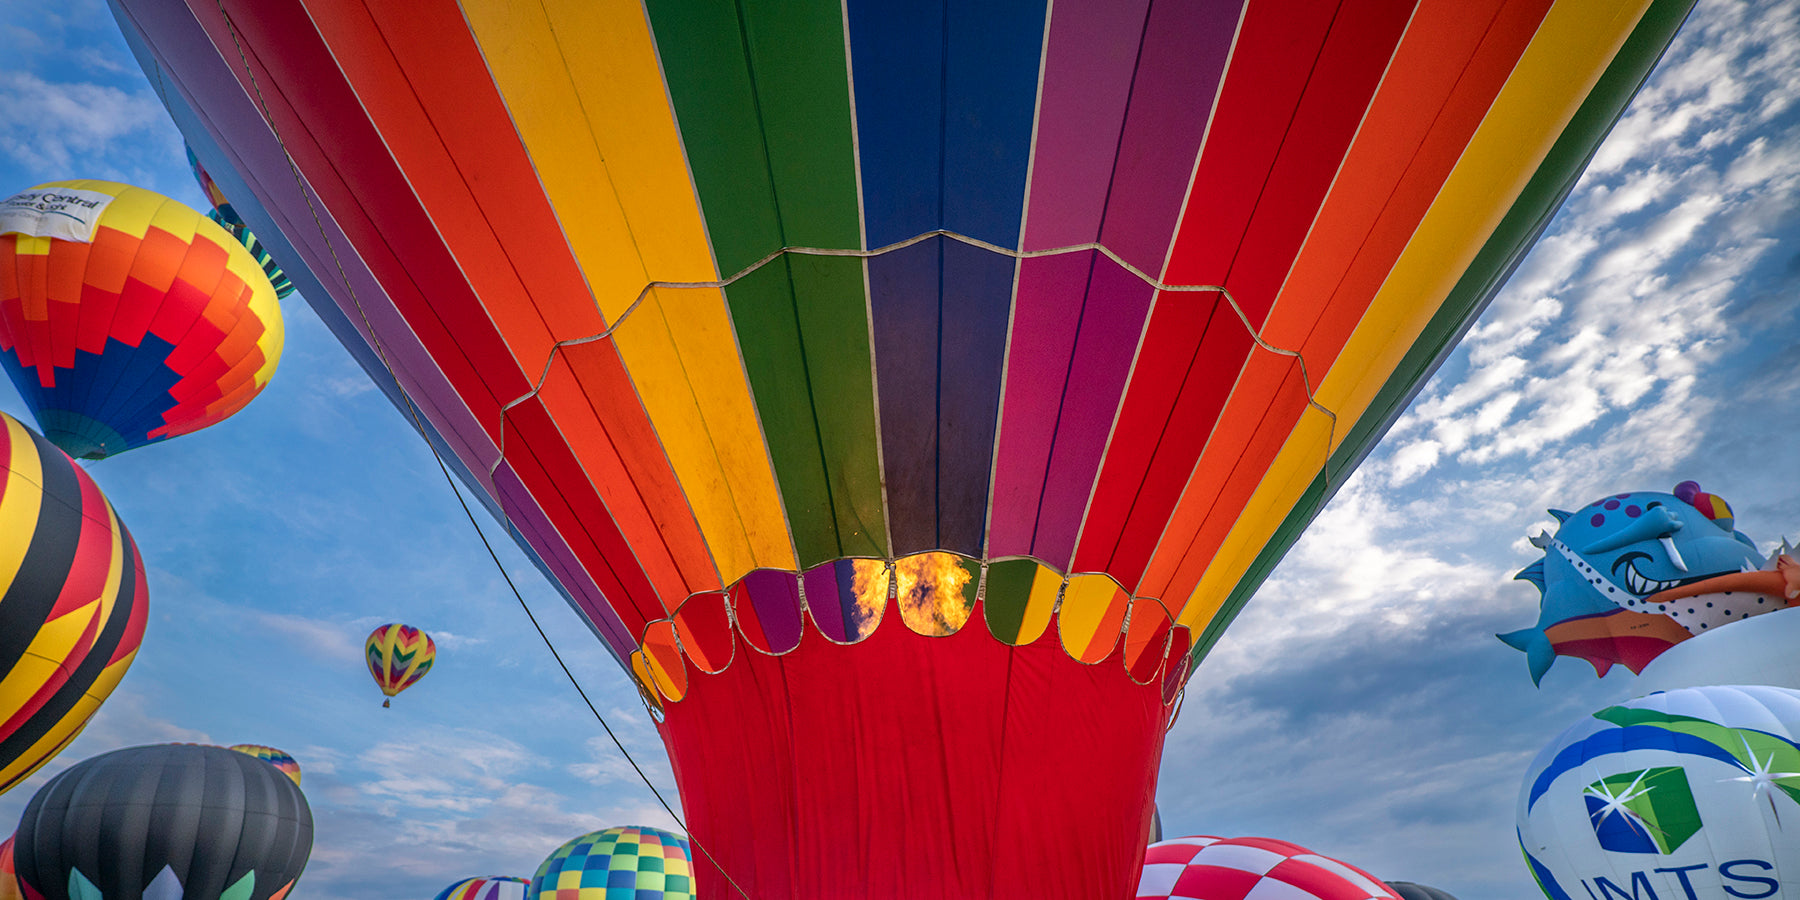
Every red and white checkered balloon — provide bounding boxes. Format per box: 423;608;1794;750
1137;836;1402;900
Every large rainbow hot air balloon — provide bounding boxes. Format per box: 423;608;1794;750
0;182;284;460
364;623;434;708
114;0;1695;895
0;411;148;795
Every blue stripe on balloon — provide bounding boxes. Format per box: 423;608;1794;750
869;238;1011;557
846;0;1045;248
1527;724;1751;811
1521;833;1577;900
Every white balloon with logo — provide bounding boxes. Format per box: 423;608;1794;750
1518;685;1800;900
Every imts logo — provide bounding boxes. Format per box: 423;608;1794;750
1584;767;1702;854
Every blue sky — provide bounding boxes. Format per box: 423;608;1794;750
2;1;1799;898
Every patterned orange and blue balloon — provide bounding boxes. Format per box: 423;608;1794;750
228;744;300;786
530;827;692;900
433;876;527;900
0;410;148;795
0;181;283;460
364;623;434;708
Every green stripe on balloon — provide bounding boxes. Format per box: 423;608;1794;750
646;0;885;566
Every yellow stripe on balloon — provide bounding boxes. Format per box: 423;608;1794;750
8;235;51;258
244;277;285;388
1016;561;1064;648
193;212;284;389
67;179;160;242
0;684;102;790
1058;573;1128;663
0;613;95;724
462;0;795;583
1177;0;1651;631
0;415;45;599
145;191;201;247
612;288;797;581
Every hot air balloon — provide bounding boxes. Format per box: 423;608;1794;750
0;410;147;795
364;623;434;708
434;876;528;900
0;181;284;459
1518;685;1800;900
1500;482;1797;684
1137;836;1402;900
114;0;1695;895
228;743;301;785
12;744;313;900
1385;883;1458;900
186;146;296;300
530;827;691;900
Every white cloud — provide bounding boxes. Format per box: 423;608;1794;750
0;71;169;173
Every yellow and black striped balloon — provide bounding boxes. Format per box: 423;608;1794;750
0;411;147;794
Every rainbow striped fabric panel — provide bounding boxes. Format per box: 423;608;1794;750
114;0;1692;676
0;181;284;460
0;412;148;793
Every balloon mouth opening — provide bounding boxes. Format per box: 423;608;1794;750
33;410;130;460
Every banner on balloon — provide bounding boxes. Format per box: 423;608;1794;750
0;188;115;242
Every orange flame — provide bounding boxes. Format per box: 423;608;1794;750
860;553;975;636
851;560;890;630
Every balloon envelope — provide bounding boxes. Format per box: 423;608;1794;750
0;181;284;459
1386;883;1458;900
13;744;313;900
1500;483;1787;684
433;876;528;900
0;411;147;794
529;827;691;900
1137;836;1401;900
113;0;1696;895
1518;685;1800;900
364;623;434;705
227;743;301;786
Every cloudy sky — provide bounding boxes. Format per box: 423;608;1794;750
3;1;1799;898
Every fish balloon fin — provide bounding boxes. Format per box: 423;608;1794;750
1549;509;1573;524
1514;560;1547;591
1499;628;1555;686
